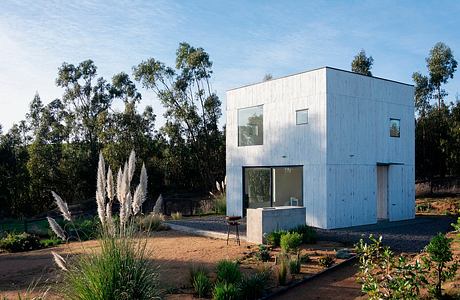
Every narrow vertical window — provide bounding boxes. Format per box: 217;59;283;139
390;118;400;137
296;109;308;125
238;105;263;146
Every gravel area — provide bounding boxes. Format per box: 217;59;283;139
167;215;455;252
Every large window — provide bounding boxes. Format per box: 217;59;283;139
238;105;263;146
390;118;400;137
243;166;303;209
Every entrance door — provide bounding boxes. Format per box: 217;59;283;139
377;165;389;220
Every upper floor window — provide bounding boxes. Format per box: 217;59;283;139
238;105;263;146
296;109;308;125
390;118;400;137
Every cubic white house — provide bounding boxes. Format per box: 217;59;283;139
226;67;415;229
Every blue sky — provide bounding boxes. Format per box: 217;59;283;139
1;0;460;131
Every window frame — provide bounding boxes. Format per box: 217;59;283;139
237;104;264;147
296;109;309;125
389;118;401;138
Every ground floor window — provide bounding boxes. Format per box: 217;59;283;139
243;166;303;209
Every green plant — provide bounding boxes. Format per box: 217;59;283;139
356;235;427;300
255;244;270;262
216;260;241;284
171;211;183;220
213;282;239;300
238;269;271;300
318;256;335;268
277;258;288;286
300;254;311;264
0;233;42;252
290;225;317;244
289;258;301;274
137;213;168;232
280;232;302;253
193;271;212;298
425;233;458;299
39;237;62;248
209;179;227;215
265;230;287;247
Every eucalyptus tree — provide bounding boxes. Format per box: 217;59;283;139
133;42;225;189
351;49;374;76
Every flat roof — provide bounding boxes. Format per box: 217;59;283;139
227;66;413;92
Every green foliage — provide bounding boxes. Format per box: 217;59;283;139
290;225;317;244
0;232;42;252
171;211;182;220
192;271;212;298
136;213;168;232
189;265;209;286
265;229;287;247
425;233;458;298
238;268;271;300
318;256;335;268
212;282;239;300
280;232;302;253
61;236;160;300
300;254;311;264
39;237;62;248
289;258;301;274
277;258;288;286
255;244;270;262
356;235;427;300
351;49;374;76
216;260;241;284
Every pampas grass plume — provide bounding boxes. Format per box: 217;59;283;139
47;217;66;240
51;191;71;221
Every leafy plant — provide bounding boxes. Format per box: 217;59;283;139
280;232;302;254
0;233;42;252
265;230;287;247
216;260;241;284
255;244;270;262
171;211;183;220
39;237;62;248
300;254;311;264
238;268;271;300
290;225;317;244
318;256;335;268
424;233;458;298
213;282;239;300
356;235;427;300
192;271;212;298
189;265;209;286
289;258;301;274
277;258;288;286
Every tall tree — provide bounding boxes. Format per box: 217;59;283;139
426;42;458;108
351;49;374;76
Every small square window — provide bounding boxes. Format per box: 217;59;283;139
296;109;308;125
390;118;400;137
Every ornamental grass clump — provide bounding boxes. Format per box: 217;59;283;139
46;150;160;300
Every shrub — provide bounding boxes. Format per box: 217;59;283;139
280;232;302;253
213;282;239;300
238;269;271;300
356;235;426;300
289;259;301;274
0;233;42;252
318;256;335;268
209;178;227;215
216;260;241;284
71;217;99;241
300;254;311;264
189;265;209;285
425;233;458;298
39;237;62;248
193;271;212;298
290;225;317;244
137;213;168;232
277;258;288;286
255;244;270;262
171;212;183;220
265;230;287;247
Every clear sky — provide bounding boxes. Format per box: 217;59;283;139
1;0;460;131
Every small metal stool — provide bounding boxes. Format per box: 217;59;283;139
226;216;241;246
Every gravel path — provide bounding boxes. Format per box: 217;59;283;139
167;215;455;252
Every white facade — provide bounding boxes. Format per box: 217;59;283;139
226;67;415;229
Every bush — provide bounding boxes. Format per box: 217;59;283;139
289;259;301;274
137;213;168;232
193;271;212;298
213;282;239;300
171;212;182;220
71;217;99;240
318;256;335;268
277;258;288;286
265;230;287;247
39;237;62;248
300;254;311;264
189;265;209;286
255;244;270;262
290;225;317;244
425;233;458;298
0;233;42;252
280;232;302;253
215;195;226;215
238;269;271;300
216;260;241;284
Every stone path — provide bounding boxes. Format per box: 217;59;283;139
167;215;455;252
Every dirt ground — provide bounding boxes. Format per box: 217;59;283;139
0;230;250;298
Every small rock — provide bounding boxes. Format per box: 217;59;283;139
336;248;352;259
